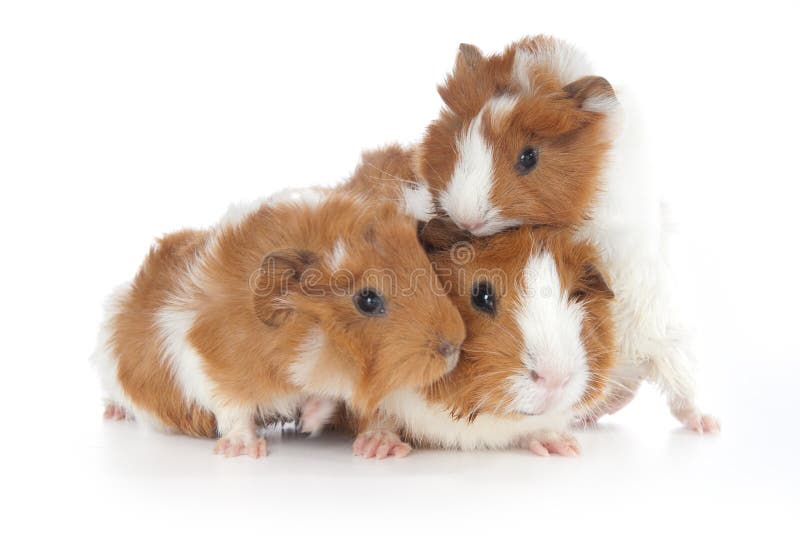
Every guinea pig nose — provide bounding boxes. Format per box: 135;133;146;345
531;370;571;389
437;341;460;358
459;220;484;233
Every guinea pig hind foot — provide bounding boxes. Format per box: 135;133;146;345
674;407;721;435
668;396;720;434
353;430;412;459
103;403;131;421
526;431;581;457
299;396;339;436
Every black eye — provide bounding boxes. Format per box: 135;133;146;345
515;146;539;175
354;288;386;316
471;281;496;315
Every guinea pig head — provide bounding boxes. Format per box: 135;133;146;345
416;36;621;235
253;199;465;414
421;219;615;420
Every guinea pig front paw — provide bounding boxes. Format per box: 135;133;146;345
526;431;581;457
213;434;268;458
352;430;412;459
684;413;721;434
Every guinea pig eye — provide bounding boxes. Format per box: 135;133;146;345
353;288;386;317
471;281;496;315
515;146;539;175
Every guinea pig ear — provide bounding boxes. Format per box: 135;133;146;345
417;217;472;253
252;248;319;326
437;43;488;116
563;75;618;114
457;43;484;70
575;263;615;301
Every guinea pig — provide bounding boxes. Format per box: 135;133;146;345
348;219;616;458
346;36;718;434
412;35;621;235
91;189;465;458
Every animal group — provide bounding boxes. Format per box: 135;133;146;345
92;35;719;460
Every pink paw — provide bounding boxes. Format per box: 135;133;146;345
685;414;721;434
527;431;581;457
103;404;130;421
213;435;268;458
299;396;338;436
353;430;412;459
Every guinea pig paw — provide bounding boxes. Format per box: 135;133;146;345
527;432;581;457
213;435;268;458
103;404;130;421
299;396;337;436
353;430;412;459
685;413;721;434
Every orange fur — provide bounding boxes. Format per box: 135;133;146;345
342;144;417;203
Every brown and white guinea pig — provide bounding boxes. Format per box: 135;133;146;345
91;188;465;458
343;35;620;235
348;219;616;458
415;36;621;235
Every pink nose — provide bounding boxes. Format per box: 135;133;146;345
531;370;570;390
459;220;485;233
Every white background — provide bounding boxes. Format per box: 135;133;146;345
1;1;798;534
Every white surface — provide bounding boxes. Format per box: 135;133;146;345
1;1;799;534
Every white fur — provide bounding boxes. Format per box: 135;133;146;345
401;182;435;221
573;89;708;424
266;186;329;208
326;239;347;271
154;303;217;410
508;251;589;416
513;39;593;90
439;116;493;225
219;187;329;235
289;328;354;400
90;284;131;407
380;388;572;450
219;198;267;229
582;94;619;114
214;404;257;437
486;94;519;124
